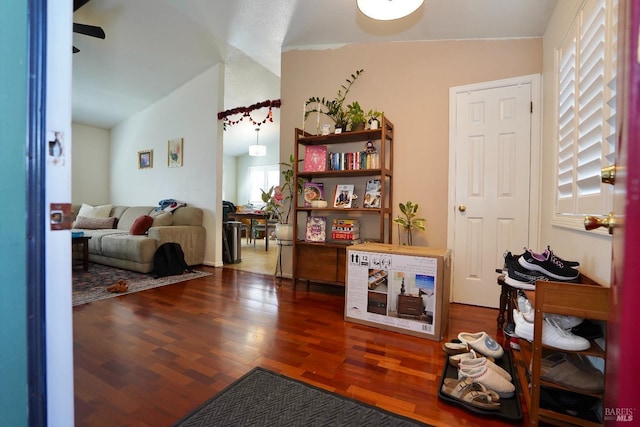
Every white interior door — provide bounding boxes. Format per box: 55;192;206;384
448;76;540;308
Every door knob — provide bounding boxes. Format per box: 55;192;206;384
584;212;616;234
458;205;467;212
601;165;616;185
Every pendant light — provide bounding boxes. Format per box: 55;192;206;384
249;128;266;157
356;0;424;21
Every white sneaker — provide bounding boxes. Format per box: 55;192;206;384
545;313;584;330
513;309;590;351
517;295;535;322
543;317;590;351
513;309;533;341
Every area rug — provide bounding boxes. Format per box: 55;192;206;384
173;367;432;427
72;263;211;306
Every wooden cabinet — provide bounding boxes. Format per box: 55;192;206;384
512;278;609;426
292;118;394;288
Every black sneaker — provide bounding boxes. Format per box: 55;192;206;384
518;249;580;280
543;246;580;267
502;251;552;290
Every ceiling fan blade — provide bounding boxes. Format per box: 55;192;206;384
74;0;91;12
73;46;80;54
73;23;105;39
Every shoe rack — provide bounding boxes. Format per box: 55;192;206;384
512;277;609;426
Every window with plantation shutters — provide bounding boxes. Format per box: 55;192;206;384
554;0;617;229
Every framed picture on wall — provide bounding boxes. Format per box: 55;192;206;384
168;137;183;167
138;150;153;169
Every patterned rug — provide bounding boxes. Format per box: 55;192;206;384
72;263;211;306
173;367;432;427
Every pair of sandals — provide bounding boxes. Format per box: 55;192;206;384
106;279;128;293
441;376;500;411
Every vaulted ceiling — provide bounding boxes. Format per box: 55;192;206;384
72;0;557;155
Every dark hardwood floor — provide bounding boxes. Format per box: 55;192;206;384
73;266;527;426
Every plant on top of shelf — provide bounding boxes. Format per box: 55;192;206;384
305;69;365;131
347;101;366;131
260;154;304;224
366;109;383;127
393;201;426;246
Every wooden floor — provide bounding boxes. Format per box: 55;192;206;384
73;266;528;426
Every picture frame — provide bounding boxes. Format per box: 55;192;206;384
168;137;183;167
363;179;382;208
138;150;153;169
333;184;355;208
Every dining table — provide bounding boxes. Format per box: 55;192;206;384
227;211;273;251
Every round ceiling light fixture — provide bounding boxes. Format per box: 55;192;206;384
356;0;425;21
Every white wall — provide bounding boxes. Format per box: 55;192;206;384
71;123;110;205
110;65;222;267
235;143;280;207
540;0;612;284
222;154;237;203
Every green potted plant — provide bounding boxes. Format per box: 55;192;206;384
347;101;366;131
367;109;383;130
261;155;305;242
393;201;426;246
305;69;364;133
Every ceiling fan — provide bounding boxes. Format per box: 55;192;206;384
73;0;105;53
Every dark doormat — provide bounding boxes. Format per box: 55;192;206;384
174;367;433;427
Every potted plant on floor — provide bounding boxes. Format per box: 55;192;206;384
393;201;426;246
261;155;304;243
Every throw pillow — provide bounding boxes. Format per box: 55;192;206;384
77;203;112;219
150;211;173;227
74;216;116;230
130;215;154;235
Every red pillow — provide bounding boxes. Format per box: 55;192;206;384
130;215;154;235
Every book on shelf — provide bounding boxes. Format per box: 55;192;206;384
303;182;324;207
305;217;327;242
328;151;380;171
303;145;327;172
332;218;360;232
331;231;360;240
363;179;382;208
333;184;355;208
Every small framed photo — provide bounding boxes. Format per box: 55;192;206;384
333;184;355;208
168;137;183;167
138;150;153;169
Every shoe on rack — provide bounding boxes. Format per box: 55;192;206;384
540;353;604;393
543;246;580;267
501;251;550;290
571;319;603;340
518;248;580;281
458;331;504;359
513;309;590;351
517;293;535;322
546;313;584;330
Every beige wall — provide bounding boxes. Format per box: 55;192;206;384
281;39;542;251
71;123;111;205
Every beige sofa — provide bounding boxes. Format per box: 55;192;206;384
72;205;206;273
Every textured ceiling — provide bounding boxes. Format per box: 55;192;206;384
71;0;557;155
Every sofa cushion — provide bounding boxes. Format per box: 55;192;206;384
130;215;154;235
116;206;156;230
150;211;173;227
100;234;157;264
77;203;112;218
74;216;116;230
